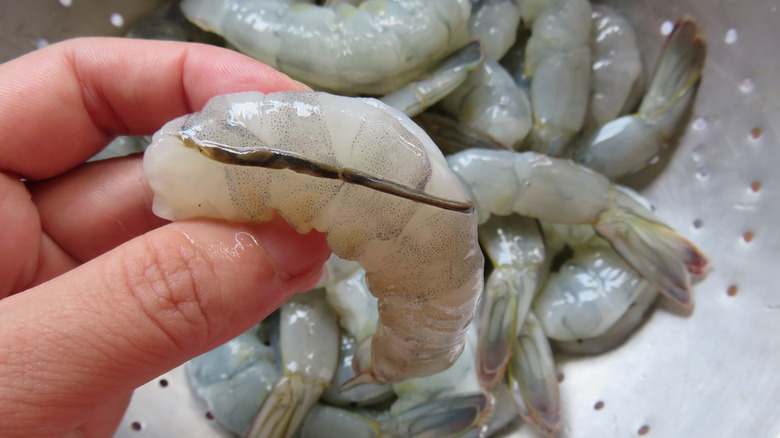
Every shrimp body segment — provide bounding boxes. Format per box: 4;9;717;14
143;91;484;383
180;0;471;95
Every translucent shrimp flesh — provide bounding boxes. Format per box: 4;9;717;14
180;0;471;95
585;4;644;129
143;91;484;384
440;57;533;148
522;0;593;154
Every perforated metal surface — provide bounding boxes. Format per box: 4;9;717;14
2;1;778;437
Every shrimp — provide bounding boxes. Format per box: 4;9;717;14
468;0;522;60
439;57;533;148
179;0;471;95
298;392;493;438
379;41;485;118
522;0;593;154
553;284;659;355
568;18;706;179
445;148;708;309
475;214;545;388
245;290;340;438
186;322;282;436
533;223;655;342
143;91;484;383
585;4;644;129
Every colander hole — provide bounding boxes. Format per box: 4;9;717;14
557;372;565;383
727;285;738;297
693;219;704;229
724;28;739;44
158;378;168;388
743;231;754;243
594;401;605;410
739;78;755;93
750;181;762;193
638;425;651;435
206;411;215;421
660;20;674;35
750;127;763;140
131;421;143;431
110;12;124;28
692;117;707;131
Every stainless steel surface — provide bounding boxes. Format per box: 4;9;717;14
2;1;778;437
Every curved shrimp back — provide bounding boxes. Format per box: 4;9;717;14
180;0;471;95
445;148;708;309
143;91;484;383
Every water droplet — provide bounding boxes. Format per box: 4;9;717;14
724;28;738;44
692;117;707;131
695;167;710;180
649;155;660;165
739;78;755;93
660;20;674;35
59;0;72;6
110;12;124;27
35;38;49;49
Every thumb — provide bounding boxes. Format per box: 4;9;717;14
0;216;330;437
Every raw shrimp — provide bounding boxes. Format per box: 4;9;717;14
553;285;659;355
186;322;282;436
380;41;484;118
244;290;340;438
568;18;706;179
533;224;655;341
180;0;471;95
468;0;522;60
298;392;493;438
445;148;708;309
143;91;484;383
439;57;533;148
522;0;592;154
300;325;494;437
475;214;545;388
585;4;644;129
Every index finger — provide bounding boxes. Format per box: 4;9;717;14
0;37;309;179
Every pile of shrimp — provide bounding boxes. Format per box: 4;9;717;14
129;1;710;437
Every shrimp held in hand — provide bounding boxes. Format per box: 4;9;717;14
143;91;484;383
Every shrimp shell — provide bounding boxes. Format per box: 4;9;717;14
143;91;484;382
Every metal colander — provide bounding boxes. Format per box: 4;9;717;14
2;0;778;437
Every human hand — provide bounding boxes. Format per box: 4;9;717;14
0;37;331;438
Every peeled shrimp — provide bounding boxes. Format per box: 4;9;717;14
143;91;484;383
180;0;471;95
568;18;706;179
445;148;708;309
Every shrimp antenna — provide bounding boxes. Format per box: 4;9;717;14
180;135;475;214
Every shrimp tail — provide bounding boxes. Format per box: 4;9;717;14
382;392;496;438
244;374;325;438
638;17;707;124
476;266;537;388
595;187;709;309
507;313;562;437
